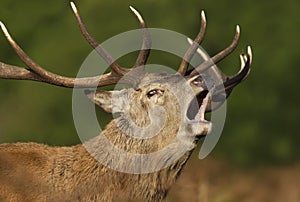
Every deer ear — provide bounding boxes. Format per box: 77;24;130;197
85;90;113;113
85;89;130;114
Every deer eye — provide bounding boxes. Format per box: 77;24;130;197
147;89;158;98
147;89;165;99
146;89;164;99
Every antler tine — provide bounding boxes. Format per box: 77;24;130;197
177;10;207;76
219;46;252;94
0;21;65;82
211;25;240;63
129;6;151;69
70;2;126;75
0;21;128;88
190;25;240;76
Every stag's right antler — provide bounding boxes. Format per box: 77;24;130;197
0;2;150;88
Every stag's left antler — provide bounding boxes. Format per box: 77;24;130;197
178;11;252;111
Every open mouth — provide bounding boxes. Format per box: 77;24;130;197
186;89;210;124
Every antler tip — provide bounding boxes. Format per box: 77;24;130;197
239;54;246;67
200;10;206;22
70;1;78;13
129;6;144;24
247;46;253;63
247;46;252;55
0;21;6;31
129;6;145;26
0;21;12;40
236;25;241;34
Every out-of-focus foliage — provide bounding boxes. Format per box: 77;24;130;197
0;0;299;167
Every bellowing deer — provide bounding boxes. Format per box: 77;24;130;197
0;2;252;202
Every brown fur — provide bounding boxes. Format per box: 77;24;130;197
0;123;193;201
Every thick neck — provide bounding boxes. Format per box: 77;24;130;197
77;119;196;201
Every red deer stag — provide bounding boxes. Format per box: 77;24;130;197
0;2;252;201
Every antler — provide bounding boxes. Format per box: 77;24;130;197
0;2;150;88
182;13;252;111
187;25;252;92
129;6;151;69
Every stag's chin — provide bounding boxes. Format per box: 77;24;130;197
186;89;212;137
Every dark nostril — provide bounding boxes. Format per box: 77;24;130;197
192;75;215;91
192;79;203;87
192;76;203;86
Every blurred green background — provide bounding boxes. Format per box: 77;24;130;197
0;0;299;167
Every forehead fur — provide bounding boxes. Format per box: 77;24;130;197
137;73;184;88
